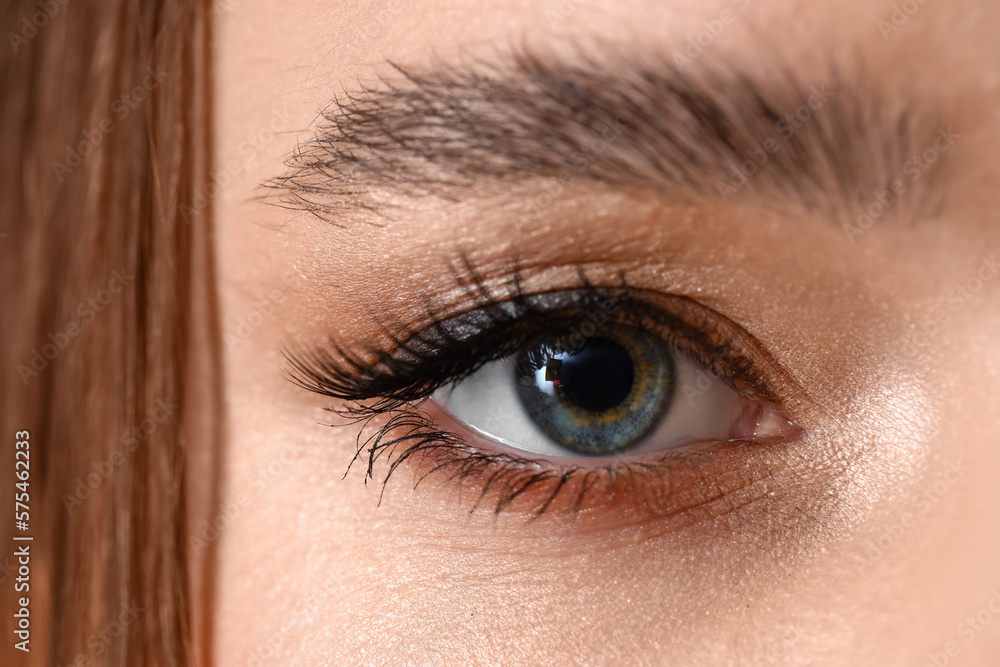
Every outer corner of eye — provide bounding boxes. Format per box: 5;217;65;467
428;320;800;461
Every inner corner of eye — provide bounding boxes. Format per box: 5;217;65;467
426;321;797;460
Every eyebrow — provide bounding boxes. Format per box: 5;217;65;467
270;49;944;224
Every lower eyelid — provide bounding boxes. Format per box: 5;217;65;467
426;391;797;467
364;398;800;534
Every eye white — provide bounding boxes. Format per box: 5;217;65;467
432;347;745;459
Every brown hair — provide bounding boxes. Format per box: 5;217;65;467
0;0;218;664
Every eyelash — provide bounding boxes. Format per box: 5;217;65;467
284;269;802;522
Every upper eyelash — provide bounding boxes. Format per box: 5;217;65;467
284;283;783;419
285;282;633;409
285;258;618;405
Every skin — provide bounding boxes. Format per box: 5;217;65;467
210;0;1000;665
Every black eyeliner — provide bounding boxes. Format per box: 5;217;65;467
285;284;782;419
285;283;633;407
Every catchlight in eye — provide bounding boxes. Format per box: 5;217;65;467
513;324;674;455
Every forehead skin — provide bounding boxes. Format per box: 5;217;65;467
210;1;1000;665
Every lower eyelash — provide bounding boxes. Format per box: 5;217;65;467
342;401;775;525
345;404;557;513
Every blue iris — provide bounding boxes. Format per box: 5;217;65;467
513;324;675;455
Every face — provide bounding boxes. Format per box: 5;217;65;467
208;1;1000;664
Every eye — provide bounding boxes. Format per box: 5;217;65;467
285;281;808;521
435;321;793;459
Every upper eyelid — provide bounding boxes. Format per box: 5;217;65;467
284;283;812;424
284;284;633;402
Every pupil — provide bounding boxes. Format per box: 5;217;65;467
512;323;675;456
554;337;634;412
